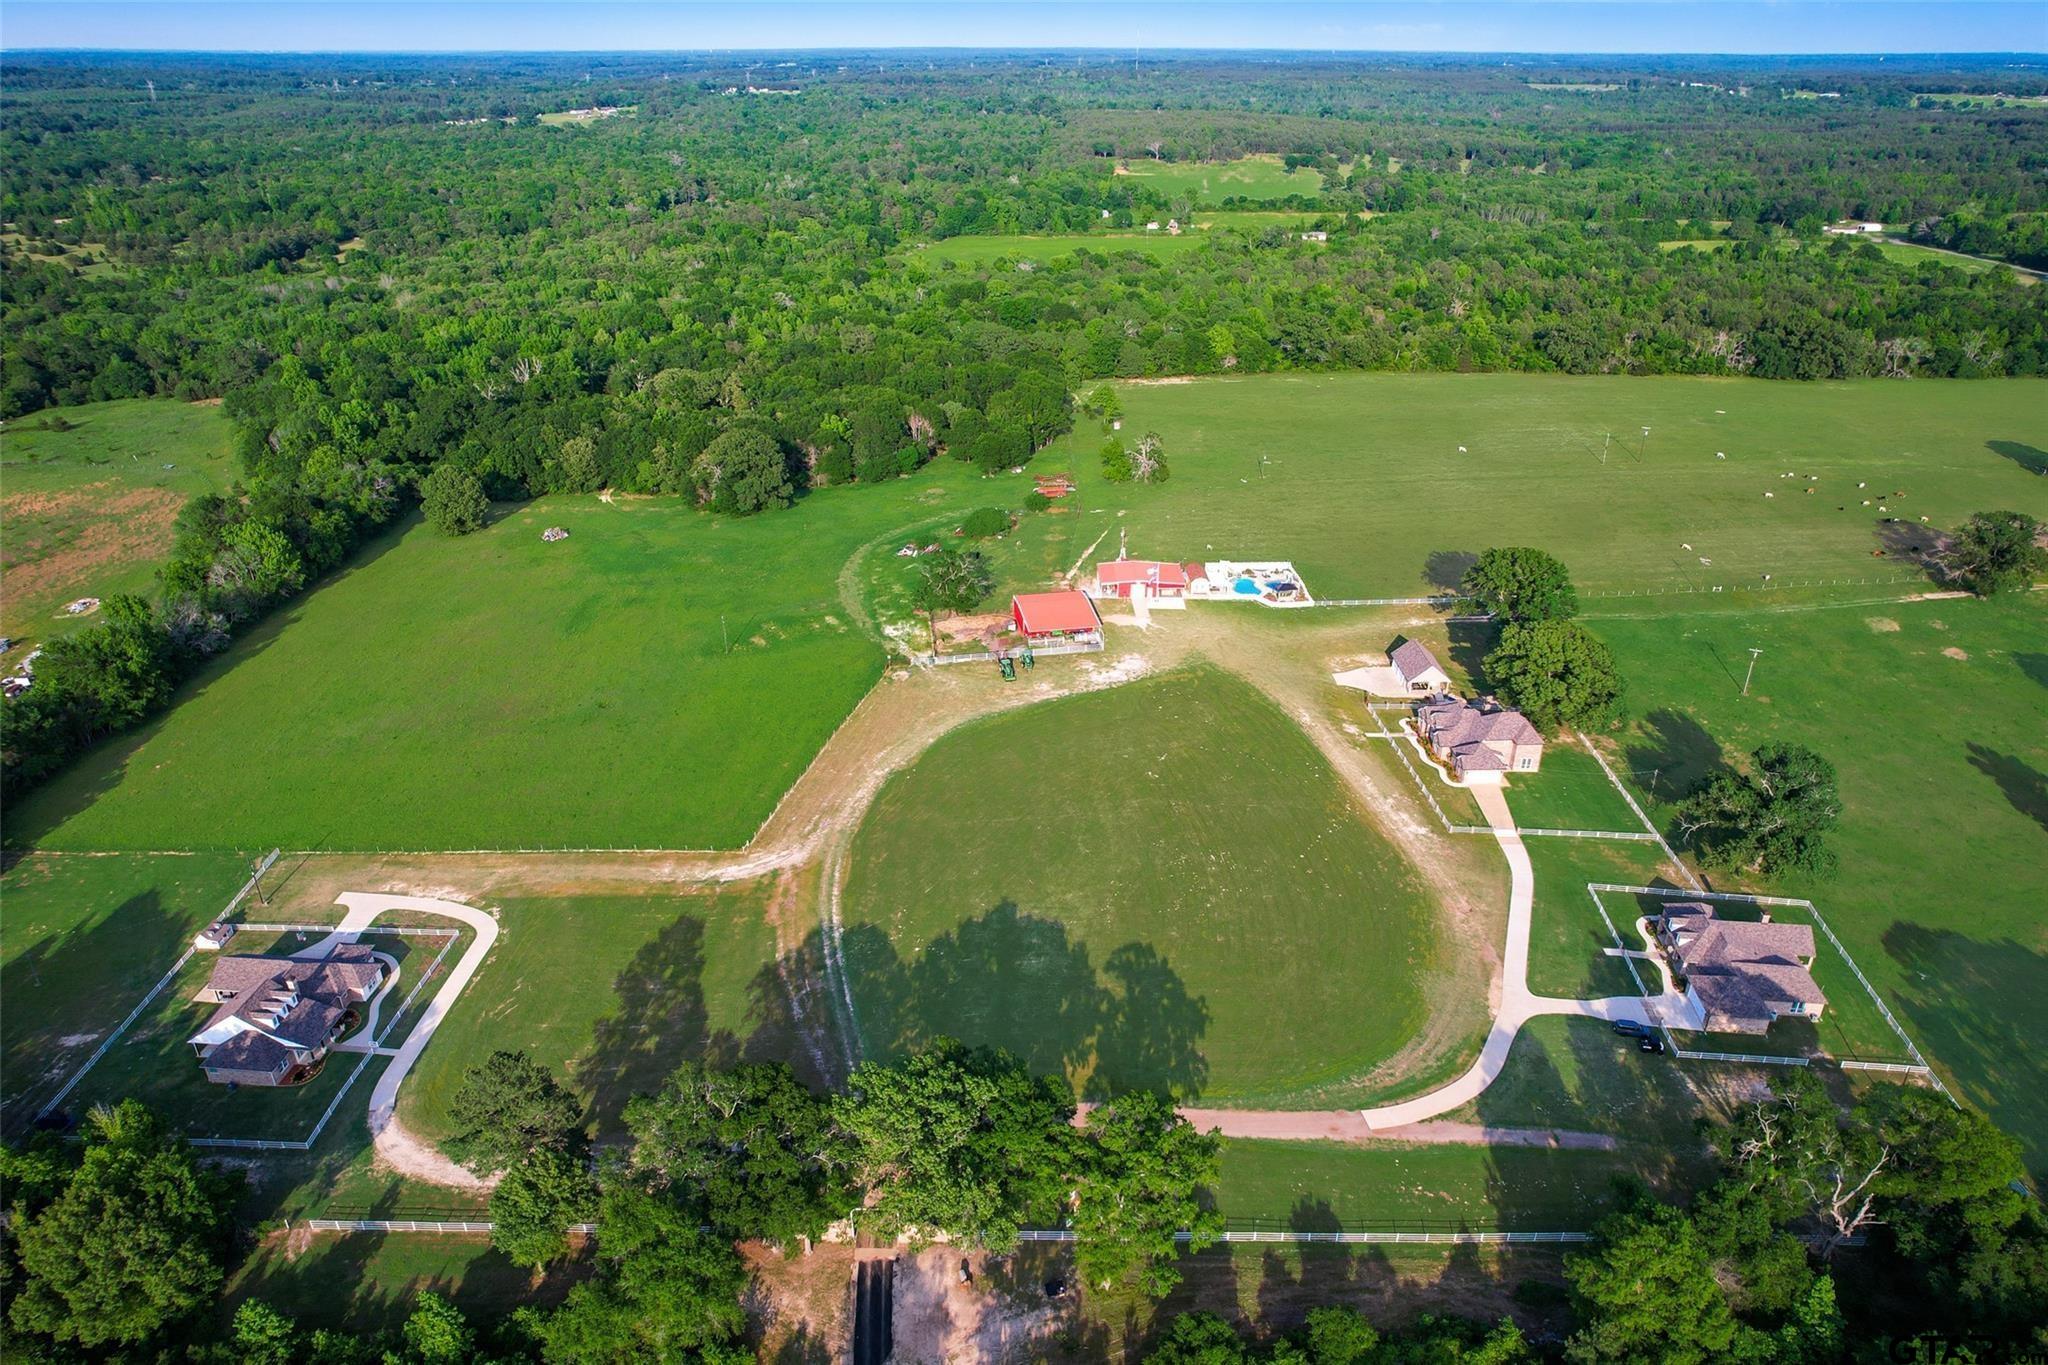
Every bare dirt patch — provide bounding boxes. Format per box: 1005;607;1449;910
745;1241;854;1363
1866;616;1901;632
892;1246;1074;1364
1942;646;1970;661
0;483;184;624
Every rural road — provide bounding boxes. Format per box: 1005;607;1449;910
313;893;500;1188
1361;783;1661;1130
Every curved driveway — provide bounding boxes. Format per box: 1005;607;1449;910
1362;783;1661;1129
313;893;500;1187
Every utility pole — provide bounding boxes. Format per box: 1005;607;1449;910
1640;425;1652;461
251;854;271;907
1601;432;1611;465
1742;647;1763;696
721;614;730;655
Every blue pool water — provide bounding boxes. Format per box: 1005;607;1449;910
1232;577;1260;595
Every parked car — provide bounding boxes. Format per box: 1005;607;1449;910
1638;1034;1667;1055
1609;1019;1649;1038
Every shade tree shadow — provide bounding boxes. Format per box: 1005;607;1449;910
1965;743;2048;835
1987;439;2048;476
1087;942;1211;1100
0;888;183;1135
1873;518;1949;584
838;901;1209;1101
573;910;740;1137
1622;707;1726;804
1423;550;1479;593
1446;618;1498;690
2015;653;2048;692
1882;923;2048;1180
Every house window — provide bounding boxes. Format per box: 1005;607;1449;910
1789;1001;1806;1015
1517;756;1535;770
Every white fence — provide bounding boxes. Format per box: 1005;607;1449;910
1586;882;1945;1094
927;639;1105;666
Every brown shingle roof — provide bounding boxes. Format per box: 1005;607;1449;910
1417;695;1542;749
1389;638;1443;681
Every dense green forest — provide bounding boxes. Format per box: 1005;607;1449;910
3;49;2046;786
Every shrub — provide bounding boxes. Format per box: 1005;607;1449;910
961;507;1011;538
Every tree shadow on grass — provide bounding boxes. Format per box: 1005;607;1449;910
1622;707;1726;806
0;889;183;1135
2015;653;2048;692
1987;439;2048;477
840;901;1209;1100
1882;923;2048;1180
1423;550;1479;593
1446;618;1498;690
1965;743;2048;834
572;910;738;1138
1873;518;1948;585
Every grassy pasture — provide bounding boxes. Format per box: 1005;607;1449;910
4;466;1011;852
1860;237;2040;284
916;231;1209;265
1211;1136;1666;1231
0;851;253;1130
226;1232;589;1336
1116;154;1324;202
1593;595;2048;1169
1;398;236;650
840;665;1442;1106
1502;744;1642;833
398;887;787;1145
1029;373;2048;600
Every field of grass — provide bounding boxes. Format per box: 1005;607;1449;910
5;464;1019;852
916;231;1211;265
1116;154;1324;202
227;1232;589;1335
1522;838;1669;1001
1211;1137;1664;1231
1913;91;2048;108
1028;373;2048;600
840;665;1443;1106
0;851;254;1129
1859;237;2040;284
1;398;237;651
398;887;787;1144
1660;238;1731;253
1501;744;1642;832
1593;594;2048;1169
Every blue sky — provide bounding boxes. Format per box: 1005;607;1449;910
3;2;2044;55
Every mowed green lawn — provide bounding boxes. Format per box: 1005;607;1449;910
1595;595;2048;1171
1211;1136;1664;1231
1029;374;2048;599
1116;155;1324;202
398;889;787;1145
0;398;237;650
839;665;1442;1106
0;851;253;1130
6;468;1007;852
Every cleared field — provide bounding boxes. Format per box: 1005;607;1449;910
1861;237;2040;284
1502;743;1643;832
1116;154;1324;202
227;1232;589;1335
0;850;252;1130
840;665;1442;1106
916;231;1209;265
1594;595;2048;1169
0;398;236;650
1029;373;2048;600
1211;1137;1665;1231
1522;838;1668;1001
398;887;787;1144
6;466;1006;852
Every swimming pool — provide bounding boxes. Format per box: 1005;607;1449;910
1232;577;1261;595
